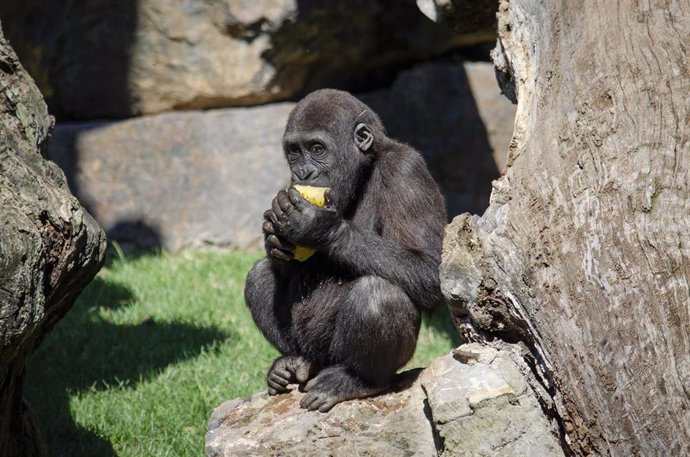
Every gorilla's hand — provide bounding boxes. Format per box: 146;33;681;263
271;187;343;248
263;210;295;261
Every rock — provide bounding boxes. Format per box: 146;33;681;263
417;0;499;37
462;61;516;172
47;60;515;251
0;23;106;457
49;103;293;252
206;370;436;457
421;345;563;456
0;0;497;120
205;345;564;456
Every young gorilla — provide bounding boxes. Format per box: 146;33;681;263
245;89;446;412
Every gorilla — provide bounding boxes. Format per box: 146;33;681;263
245;89;446;412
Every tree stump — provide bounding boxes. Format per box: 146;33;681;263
441;0;690;454
0;22;106;456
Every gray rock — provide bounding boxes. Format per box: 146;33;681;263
422;346;562;456
205;345;564;456
49;103;293;252
47;61;514;251
206;370;436;456
0;0;496;119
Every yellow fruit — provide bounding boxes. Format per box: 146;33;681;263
293;245;316;262
291;185;330;262
292;184;329;207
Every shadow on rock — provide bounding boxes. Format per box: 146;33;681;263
107;219;164;253
362;59;500;217
264;0;493;103
24;276;229;456
0;0;139;120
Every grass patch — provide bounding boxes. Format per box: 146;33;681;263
26;249;460;456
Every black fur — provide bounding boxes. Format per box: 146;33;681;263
245;89;447;412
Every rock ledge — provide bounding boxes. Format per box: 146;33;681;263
206;344;564;456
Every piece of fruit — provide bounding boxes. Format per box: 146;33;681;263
292;184;329;207
293;246;316;262
291;185;330;262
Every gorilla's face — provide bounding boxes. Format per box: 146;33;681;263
282;91;375;213
283;128;339;188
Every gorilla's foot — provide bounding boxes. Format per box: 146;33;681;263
299;365;387;412
267;355;316;395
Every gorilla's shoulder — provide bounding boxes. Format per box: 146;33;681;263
376;141;431;183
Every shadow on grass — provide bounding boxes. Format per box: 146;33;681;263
24;276;229;456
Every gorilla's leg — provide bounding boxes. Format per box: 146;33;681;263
245;258;295;354
245;258;316;394
300;276;421;412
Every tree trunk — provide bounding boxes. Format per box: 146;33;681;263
441;0;690;455
0;22;106;456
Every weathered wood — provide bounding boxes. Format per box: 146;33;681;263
441;0;690;454
0;22;106;456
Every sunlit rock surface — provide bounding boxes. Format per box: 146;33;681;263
206;344;563;456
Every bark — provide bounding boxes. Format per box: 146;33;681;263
441;0;690;455
0;22;106;456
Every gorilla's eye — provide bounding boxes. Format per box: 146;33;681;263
310;144;325;156
287;148;300;162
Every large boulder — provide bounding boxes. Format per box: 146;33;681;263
0;0;497;120
205;344;564;456
0;23;106;457
49;103;294;252
48;60;515;251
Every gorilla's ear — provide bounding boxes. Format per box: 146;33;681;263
354;123;374;152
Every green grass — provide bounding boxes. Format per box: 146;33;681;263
25;249;460;456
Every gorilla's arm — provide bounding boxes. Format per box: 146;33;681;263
327;153;444;310
270;150;445;310
328;224;441;310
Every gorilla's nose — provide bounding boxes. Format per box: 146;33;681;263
292;164;319;183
